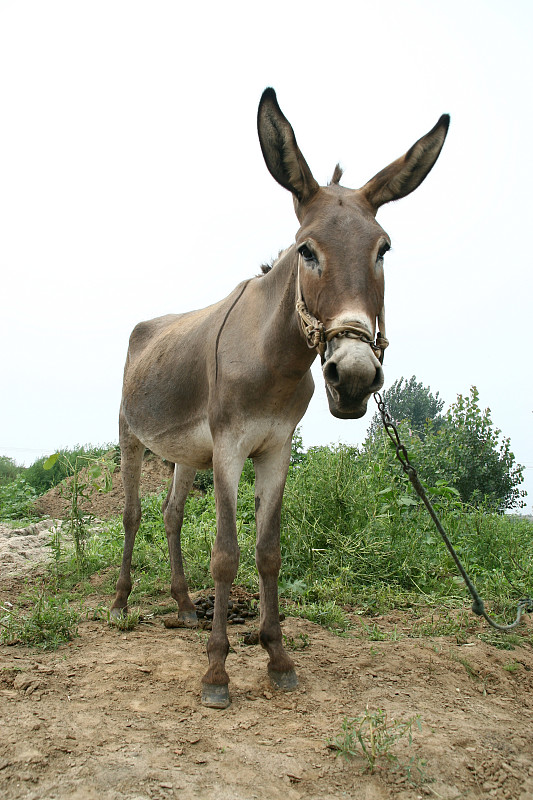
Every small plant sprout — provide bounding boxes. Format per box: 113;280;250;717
328;707;423;777
108;608;140;631
283;632;310;651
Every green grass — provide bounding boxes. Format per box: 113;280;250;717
288;600;350;633
357;621;403;642
1;442;532;652
0;591;80;650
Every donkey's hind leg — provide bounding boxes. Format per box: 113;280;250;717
163;464;198;626
111;413;145;618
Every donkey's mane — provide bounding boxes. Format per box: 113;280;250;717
258;247;290;276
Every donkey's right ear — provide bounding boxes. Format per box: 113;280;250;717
258;88;319;206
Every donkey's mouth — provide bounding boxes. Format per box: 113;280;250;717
325;384;370;419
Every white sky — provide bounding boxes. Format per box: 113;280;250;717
1;0;532;510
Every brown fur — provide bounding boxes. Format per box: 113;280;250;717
111;88;449;707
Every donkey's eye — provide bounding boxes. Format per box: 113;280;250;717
298;244;317;262
378;242;390;260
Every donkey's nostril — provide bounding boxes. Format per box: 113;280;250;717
371;366;384;392
323;359;340;386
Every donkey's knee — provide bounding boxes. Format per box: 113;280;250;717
255;540;281;579
123;498;141;534
210;541;240;584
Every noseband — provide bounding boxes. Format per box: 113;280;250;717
295;256;389;364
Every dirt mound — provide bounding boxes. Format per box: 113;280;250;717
33;456;173;520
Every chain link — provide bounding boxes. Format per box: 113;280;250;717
373;392;533;632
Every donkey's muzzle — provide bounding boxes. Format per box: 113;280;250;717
322;343;384;419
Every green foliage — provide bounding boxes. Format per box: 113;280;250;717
415;387;525;511
0;476;37;520
108;609;141;631
290;427;306;466
283;632;310;650
289;600;350;633
369;383;525;512
5;422;531;651
193;470;214;492
25;443;118;495
44;450;116;571
329;708;423;777
0;455;23;486
0;592;80;649
367;375;444;440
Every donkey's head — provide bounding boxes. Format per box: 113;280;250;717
257;88;449;419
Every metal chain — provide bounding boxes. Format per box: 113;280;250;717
373;392;533;632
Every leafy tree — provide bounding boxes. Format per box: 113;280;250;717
367;376;444;440
414;387;525;512
0;456;23;486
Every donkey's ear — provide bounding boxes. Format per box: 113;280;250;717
360;114;450;211
258;88;319;205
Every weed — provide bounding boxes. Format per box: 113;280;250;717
410;609;470;643
0;593;80;650
149;603;179;617
358;620;403;641
478;630;523;650
108;609;140;631
279;578;308;600
450;652;481;681
283;632;310;650
289;601;350;633
502;661;521;673
328;707;424;779
44;451;115;572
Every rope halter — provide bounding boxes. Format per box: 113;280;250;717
295;256;389;363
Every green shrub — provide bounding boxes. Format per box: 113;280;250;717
369;384;525;512
0;456;23;486
0;593;80;649
25;443;118;495
0;476;37;520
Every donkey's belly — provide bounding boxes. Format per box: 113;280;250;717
133;418;215;470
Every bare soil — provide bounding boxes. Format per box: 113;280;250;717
1;463;533;799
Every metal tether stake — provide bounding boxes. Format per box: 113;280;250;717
373;392;533;632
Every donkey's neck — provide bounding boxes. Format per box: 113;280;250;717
254;245;317;378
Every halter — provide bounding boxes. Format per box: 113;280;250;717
295;255;389;364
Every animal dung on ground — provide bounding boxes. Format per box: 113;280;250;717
162;591;259;630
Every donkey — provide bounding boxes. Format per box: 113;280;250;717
111;88;449;708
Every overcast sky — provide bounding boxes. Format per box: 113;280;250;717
1;0;532;510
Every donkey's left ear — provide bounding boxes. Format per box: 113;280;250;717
360;114;450;211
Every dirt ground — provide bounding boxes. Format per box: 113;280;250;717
2;465;533;799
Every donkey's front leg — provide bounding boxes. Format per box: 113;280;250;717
254;443;297;691
201;451;245;709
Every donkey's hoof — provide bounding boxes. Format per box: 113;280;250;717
201;683;231;709
178;610;198;628
109;606;128;620
269;669;298;691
